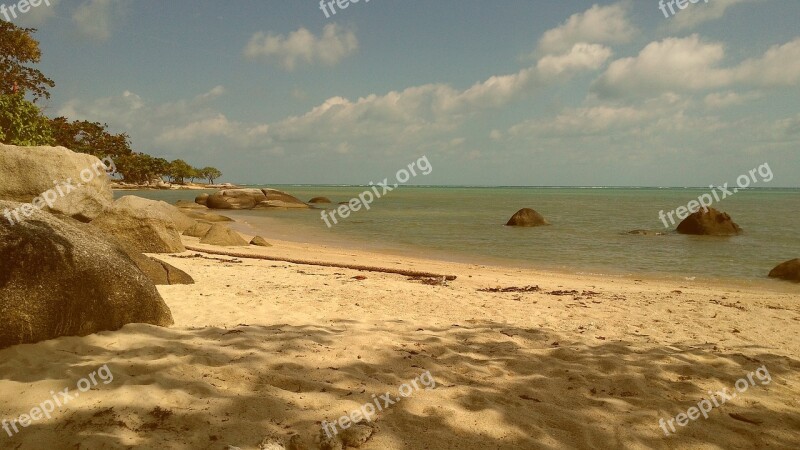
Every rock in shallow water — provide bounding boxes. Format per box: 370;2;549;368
506;208;549;227
676;207;742;236
768;259;800;282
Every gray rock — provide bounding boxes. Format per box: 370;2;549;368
200;224;249;246
183;221;213;238
202;188;308;210
0;144;113;221
91;196;188;253
0;200;173;349
250;236;272;247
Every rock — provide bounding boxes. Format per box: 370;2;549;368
175;199;207;209
91;196;187;253
505;208;549;227
250;236;272;247
184;221;213;238
0;200;173;349
255;200;309;209
286;435;307;450
308;197;332;204
340;424;375;447
768;259;800;282
182;210;234;222
206;189;266;209
200;224;249;246
676;207;742;236
319;434;343;450
195;193;210;206
128;253;194;285
258;437;286;450
202;188;308;210
0;144;114;222
627;229;667;236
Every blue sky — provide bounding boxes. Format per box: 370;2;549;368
11;0;800;186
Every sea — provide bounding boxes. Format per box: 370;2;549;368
125;186;800;287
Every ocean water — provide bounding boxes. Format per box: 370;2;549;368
124;187;800;285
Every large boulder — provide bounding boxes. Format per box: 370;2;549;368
175;199;207;210
250;236;272;247
200;224;249;246
0;144;114;222
768;259;800;282
308;197;332;204
183;221;213;238
201;188;309;210
195;193;210;206
260;188;309;208
182;210;233;222
0;200;173;349
205;189;266;209
506;208;549;227
676;208;742;236
128;253;195;285
91;196;187;253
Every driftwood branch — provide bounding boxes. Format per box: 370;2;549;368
183;245;458;281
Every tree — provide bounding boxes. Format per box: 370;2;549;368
167;159;194;184
200;167;222;184
0;93;54;146
50;117;133;158
0;21;55;101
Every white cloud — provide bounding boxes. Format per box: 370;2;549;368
592;36;800;99
734;38;800;86
72;0;124;41
535;3;636;55
243;24;358;70
704;90;760;109
665;0;757;30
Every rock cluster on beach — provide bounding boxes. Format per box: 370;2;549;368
199;188;309;210
0;144;263;348
0;199;174;349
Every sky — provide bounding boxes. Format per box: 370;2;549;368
8;0;800;186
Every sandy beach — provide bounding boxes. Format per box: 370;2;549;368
1;231;798;449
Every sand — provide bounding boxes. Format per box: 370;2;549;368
1;234;799;449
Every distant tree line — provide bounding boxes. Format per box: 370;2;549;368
0;21;222;185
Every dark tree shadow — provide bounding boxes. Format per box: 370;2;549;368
0;321;798;450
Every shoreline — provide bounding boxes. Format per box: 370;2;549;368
222;209;800;294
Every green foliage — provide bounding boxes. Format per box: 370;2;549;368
167;159;194;184
0;93;54;146
199;167;222;184
50;117;133;158
0;21;54;101
115;153;170;183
